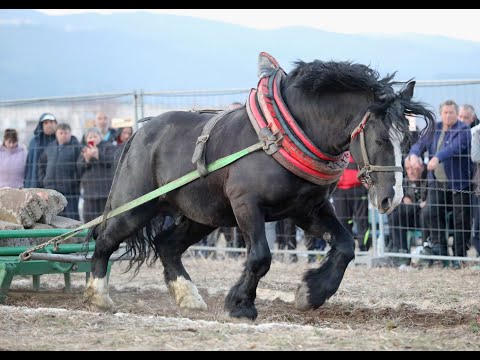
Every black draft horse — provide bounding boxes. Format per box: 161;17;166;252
84;53;434;320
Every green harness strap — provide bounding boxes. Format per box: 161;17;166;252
19;141;265;261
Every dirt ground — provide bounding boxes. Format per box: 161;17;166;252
1;255;479;351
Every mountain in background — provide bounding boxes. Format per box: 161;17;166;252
1;9;479;99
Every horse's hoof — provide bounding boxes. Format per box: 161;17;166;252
295;282;313;311
178;295;208;310
83;277;113;312
169;276;207;310
83;291;114;313
228;304;258;321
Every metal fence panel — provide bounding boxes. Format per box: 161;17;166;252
1;81;479;265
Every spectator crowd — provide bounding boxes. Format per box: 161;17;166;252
1;111;132;222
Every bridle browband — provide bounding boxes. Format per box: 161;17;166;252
350;111;403;188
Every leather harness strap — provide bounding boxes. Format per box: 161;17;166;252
355;130;403;187
191;107;239;177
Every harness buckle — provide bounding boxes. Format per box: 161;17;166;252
196;135;209;145
358;165;373;188
258;127;280;155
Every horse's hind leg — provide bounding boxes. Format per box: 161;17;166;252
293;202;355;311
154;217;215;310
83;224;117;312
84;209;156;312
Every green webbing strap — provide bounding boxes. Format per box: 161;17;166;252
19;141;265;261
363;228;370;246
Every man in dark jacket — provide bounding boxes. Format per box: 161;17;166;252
38;123;82;220
24;113;57;188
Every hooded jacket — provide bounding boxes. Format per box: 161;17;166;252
24;113;57;188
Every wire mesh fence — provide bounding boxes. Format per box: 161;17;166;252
1;81;480;267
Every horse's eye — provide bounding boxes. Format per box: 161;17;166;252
375;138;389;146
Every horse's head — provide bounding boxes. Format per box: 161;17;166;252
349;80;435;214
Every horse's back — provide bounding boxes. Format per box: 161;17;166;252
133;110;224;182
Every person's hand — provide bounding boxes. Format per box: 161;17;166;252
81;147;91;162
427;156;439;171
82;146;98;162
403;197;413;205
89;145;99;160
420;200;427;208
408;154;423;172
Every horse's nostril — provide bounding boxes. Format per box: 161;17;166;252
381;197;393;210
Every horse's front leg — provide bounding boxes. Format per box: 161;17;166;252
294;201;355;311
225;203;271;320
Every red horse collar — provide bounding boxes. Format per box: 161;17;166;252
246;56;349;185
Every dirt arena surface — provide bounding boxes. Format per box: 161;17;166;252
1;256;479;351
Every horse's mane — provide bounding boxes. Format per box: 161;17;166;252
285;60;435;150
369;83;435;150
285;60;385;95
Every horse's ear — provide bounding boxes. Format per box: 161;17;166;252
400;81;415;100
257;52;280;78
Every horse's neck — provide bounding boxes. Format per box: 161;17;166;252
285;90;371;155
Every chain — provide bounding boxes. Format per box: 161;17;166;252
20;229;84;260
403;184;480;196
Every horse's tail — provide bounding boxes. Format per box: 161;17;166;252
123;215;167;275
84;214;165;276
101;129;139;230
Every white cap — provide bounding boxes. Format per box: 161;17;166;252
40;113;56;122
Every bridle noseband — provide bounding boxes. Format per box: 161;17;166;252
350;111;403;188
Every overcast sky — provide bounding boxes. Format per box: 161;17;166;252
35;9;480;43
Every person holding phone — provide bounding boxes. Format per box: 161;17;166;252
77;127;117;223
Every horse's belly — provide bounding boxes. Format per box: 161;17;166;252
167;186;237;227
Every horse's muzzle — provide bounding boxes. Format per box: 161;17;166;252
380;197;393;214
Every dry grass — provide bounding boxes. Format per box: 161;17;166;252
1;257;479;350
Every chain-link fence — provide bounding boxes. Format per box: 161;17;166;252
1;80;480;266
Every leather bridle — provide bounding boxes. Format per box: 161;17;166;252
350;111;403;188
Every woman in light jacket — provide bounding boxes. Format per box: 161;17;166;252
0;129;27;188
